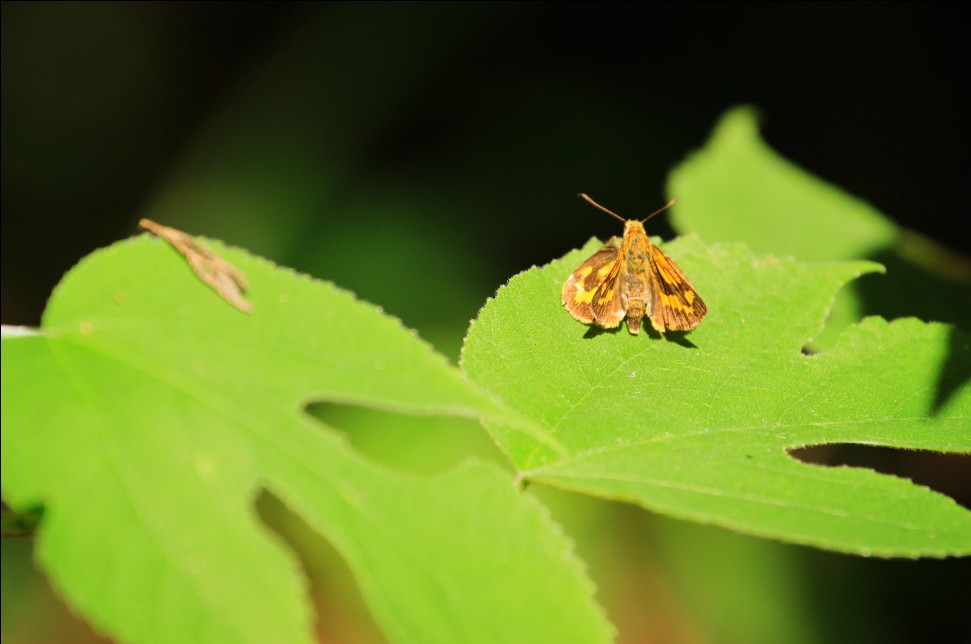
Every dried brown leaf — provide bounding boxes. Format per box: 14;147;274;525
139;218;252;313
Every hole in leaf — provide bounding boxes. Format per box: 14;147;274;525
789;444;971;510
308;402;504;475
257;492;383;644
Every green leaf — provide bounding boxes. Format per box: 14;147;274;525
462;235;971;557
1;237;612;643
667;107;898;261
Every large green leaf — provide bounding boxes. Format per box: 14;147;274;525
667;107;898;261
1;236;611;643
462;235;971;557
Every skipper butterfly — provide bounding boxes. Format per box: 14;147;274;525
561;194;707;335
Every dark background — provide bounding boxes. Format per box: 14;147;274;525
3;3;969;327
2;3;968;643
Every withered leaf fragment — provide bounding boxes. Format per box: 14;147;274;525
139;218;253;314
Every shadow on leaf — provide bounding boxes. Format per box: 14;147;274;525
582;326;622;339
853;246;971;415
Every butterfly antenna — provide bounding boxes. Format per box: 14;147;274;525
641;197;678;223
578;194;626;223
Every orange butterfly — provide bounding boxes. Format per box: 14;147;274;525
561;195;707;335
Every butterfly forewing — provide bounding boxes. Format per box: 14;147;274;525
589;253;627;327
561;242;620;324
646;246;707;332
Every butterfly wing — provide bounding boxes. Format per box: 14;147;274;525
646;244;707;332
590;250;627;328
562;240;624;326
